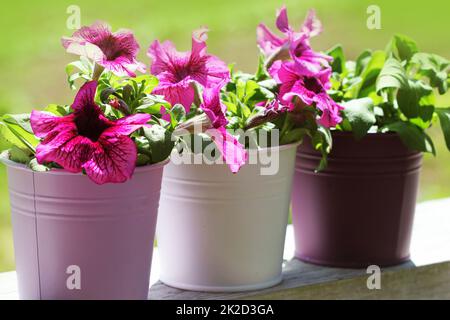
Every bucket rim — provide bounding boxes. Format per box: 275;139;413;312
178;141;301;156
0;152;169;175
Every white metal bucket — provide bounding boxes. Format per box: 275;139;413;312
157;143;298;292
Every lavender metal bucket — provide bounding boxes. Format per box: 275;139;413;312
2;158;167;300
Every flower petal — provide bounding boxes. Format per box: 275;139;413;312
104;113;151;136
276;6;290;33
83;134;138;185
71;81;99;113
256;23;286;56
149;30;229;109
31;110;75;139
62;22;144;77
201;85;228;128
314;93;344;128
203;55;231;87
210;127;247;173
192;27;208;57
37;133;95;173
148;40;181;76
153;76;195;110
62;21;112;62
301;9;323;38
112;29;141;59
101;57;145;77
289;33;332;75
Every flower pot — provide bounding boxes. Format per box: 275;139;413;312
156;144;298;292
292;132;422;268
3;159;167;300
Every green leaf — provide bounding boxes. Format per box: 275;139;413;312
65;58;93;89
397;80;432;118
436;108;450;151
44;104;70;116
341;98;376;140
244;80;260;103
135;95;171;115
352;50;386;98
168;104;187;128
136;153;151;166
410;53;450;94
326;45;346;74
2;114;34;134
9;145;31;164
131;75;159;94
143;125;175;163
376;57;408;94
280;128;308;145
223;101;237;114
386;34;419;62
383;121;435;154
409;104;435;130
236;79;260;103
29;158;50;172
255;55;270;80
311;126;332;171
355;50;372;76
0;114;39;153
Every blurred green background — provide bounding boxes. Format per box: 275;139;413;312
0;0;449;272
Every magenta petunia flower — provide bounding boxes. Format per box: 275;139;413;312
200;85;247;173
30;81;151;185
257;6;330;75
148;28;230;112
273;61;343;128
62;21;146;77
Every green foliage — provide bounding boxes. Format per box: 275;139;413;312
376;57;407;94
383;121;435;154
0;114;38;153
99;74;163;116
329;34;449;155
385;34;419;62
397;80;432;118
354;50;386;98
411;53;450;94
9;145;32;164
311;126;332;172
340;98;376;140
142;125;175;163
326;45;346;74
436;108;450;151
66;57;94;90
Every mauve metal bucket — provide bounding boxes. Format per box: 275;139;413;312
3;159;167;300
157;144;298;292
292;132;422;268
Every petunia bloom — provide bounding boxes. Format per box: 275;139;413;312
273;61;343;128
200;85;247;173
148;28;230;113
62;21;146;77
257;6;330;75
31;81;151;185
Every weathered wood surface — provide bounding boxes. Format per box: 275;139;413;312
1;198;450;300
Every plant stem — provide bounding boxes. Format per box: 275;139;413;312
92;64;105;81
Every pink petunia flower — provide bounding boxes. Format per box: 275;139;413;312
273;61;343;128
62;21;146;77
148;28;230;112
30;81;151;185
257;6;330;75
200;85;247;173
